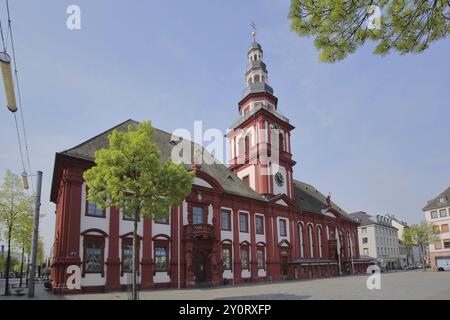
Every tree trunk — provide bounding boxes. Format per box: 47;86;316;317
19;244;25;288
132;209;139;300
4;226;12;296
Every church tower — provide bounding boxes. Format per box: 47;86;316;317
228;32;296;199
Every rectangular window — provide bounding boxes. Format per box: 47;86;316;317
122;243;133;273
439;209;448;218
221;209;231;231
257;248;265;269
361;227;367;234
432;225;441;234
123;210;134;221
222;247;231;270
430;211;438;219
242;175;250;186
154;246;168;271
442;224;449;233
363;248;369;255
193;207;203;225
123;208;141;221
363;237;368;244
279;219;287;237
444;240;450;249
86;201;105;217
255;215;264;234
84;239;103;273
240;247;249;270
155;217;169;224
434;241;442;250
239;213;248;233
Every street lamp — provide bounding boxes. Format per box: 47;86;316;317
0;52;17;113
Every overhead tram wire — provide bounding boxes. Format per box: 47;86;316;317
13;112;26;174
0;15;6;51
5;0;34;192
0;3;26;176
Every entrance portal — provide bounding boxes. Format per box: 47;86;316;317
280;255;288;277
191;249;211;287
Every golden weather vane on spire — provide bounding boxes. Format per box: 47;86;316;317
251;21;257;41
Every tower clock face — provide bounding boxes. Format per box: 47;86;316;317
274;172;284;187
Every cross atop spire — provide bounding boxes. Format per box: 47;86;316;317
251;21;257;42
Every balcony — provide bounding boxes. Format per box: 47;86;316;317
184;224;215;240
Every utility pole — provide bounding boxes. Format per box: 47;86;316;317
28;171;42;297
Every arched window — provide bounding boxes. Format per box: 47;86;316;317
254;74;260;83
308;225;314;258
347;230;352;258
298;224;304;258
352;231;357;257
245;135;250;154
317;226;323;258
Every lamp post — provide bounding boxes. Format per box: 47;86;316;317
28;171;43;297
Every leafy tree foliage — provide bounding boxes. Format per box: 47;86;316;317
289;0;450;62
83;121;194;299
0;170;34;295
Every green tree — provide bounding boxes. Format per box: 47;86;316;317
403;221;440;271
11;206;34;288
289;0;450;62
0;170;33;295
83;121;194;300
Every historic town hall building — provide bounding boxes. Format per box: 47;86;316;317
50;37;372;293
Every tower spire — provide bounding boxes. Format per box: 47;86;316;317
242;27;274;101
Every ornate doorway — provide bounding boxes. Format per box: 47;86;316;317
190;247;214;287
280;254;288;277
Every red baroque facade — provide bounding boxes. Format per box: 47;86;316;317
50;38;373;293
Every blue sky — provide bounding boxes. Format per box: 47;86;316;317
0;0;449;255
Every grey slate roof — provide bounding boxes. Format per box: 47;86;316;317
248;41;262;52
422;186;450;211
348;211;375;226
60;119;356;221
241;83;274;98
348;211;398;230
292;180;355;222
61;119;265;201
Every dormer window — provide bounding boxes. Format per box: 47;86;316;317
438;196;447;204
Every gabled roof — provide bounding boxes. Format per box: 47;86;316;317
57;119;264;201
423;186;450;211
292;180;355;222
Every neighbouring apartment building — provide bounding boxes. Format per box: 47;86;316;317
350;211;401;270
386;214;415;267
50;36;373;293
423;186;450;271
